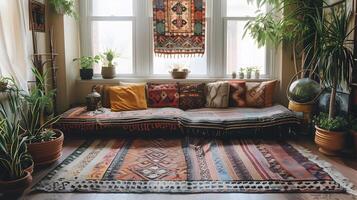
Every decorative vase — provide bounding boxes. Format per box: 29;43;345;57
101;66;116;79
27;130;64;166
239;72;244;79
314;126;345;156
86;89;101;111
80;68;94;80
0;171;32;195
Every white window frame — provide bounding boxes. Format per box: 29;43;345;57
79;0;273;79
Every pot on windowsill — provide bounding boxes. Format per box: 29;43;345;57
314;126;346;156
101;65;116;79
27;129;64;166
80;68;94;80
0;171;32;195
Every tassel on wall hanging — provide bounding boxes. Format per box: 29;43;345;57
153;0;206;57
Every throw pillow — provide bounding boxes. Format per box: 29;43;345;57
109;85;147;112
245;80;277;108
205;81;230;108
228;81;247;107
147;83;179;108
93;84;120;108
179;83;206;110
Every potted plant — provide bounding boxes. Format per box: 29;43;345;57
232;71;237;79
246;67;253;79
239;68;245;79
254;67;261;79
101;49;119;79
0;120;33;195
73;55;100;80
48;0;78;19
21;68;63;166
313;6;356;155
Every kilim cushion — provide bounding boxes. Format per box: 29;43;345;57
246;80;277;108
147;83;179;108
205;81;230;108
179;83;206;110
228;81;247;107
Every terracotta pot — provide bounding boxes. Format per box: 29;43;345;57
352;130;357;154
314;126;345;156
0;171;32;195
101;67;116;79
23;161;34;174
171;71;189;79
27;130;64;166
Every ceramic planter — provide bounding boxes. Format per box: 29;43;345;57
314;126;345;156
246;72;252;79
255;71;260;79
0;171;32;195
239;73;244;79
27;130;64;166
80;68;94;80
101;67;116;79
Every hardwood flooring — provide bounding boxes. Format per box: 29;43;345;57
2;137;357;200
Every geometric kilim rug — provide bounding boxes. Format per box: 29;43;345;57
33;138;356;194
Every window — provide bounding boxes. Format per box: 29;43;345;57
80;0;271;78
225;0;268;75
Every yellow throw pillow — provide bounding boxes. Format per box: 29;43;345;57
109;85;148;112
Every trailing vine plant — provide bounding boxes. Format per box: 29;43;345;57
48;0;78;19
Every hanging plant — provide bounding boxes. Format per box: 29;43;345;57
48;0;78;19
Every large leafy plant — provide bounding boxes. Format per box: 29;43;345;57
0;120;32;181
315;5;355;120
21;68;61;144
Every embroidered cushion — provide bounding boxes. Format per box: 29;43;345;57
228;81;247;107
179;83;206;110
109;85;148;112
147;83;179;108
246;80;277;108
205;81;230;108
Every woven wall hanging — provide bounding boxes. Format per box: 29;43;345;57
153;0;206;57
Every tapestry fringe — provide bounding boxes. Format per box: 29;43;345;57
289;142;357;196
154;53;205;58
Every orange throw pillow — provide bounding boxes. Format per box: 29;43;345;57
109;85;148;112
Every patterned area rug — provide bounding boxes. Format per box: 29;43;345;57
33;138;354;194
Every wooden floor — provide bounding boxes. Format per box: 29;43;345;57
3;136;357;200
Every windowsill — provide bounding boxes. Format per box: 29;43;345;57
76;76;273;83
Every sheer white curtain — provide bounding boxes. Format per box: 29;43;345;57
0;0;30;91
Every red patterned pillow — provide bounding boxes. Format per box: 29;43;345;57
179;83;206;110
147;83;179;108
228;81;247;107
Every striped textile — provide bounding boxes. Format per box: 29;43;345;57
55;105;300;135
34;138;345;193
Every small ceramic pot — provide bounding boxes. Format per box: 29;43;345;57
27;130;64;166
80;68;94;80
101;66;116;79
239;73;244;79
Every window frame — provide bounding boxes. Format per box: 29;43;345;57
79;0;273;79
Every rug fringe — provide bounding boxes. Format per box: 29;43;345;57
289;142;357;196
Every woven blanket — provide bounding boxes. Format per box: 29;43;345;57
33;138;352;193
153;0;206;55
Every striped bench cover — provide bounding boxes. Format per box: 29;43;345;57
55;105;300;135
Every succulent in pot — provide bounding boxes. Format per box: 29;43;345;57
0;120;33;195
73;55;100;80
253;66;261;79
246;67;253;79
101;49;120;79
239;68;245;79
312;5;356;156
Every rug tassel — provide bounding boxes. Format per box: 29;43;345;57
289;142;357;196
